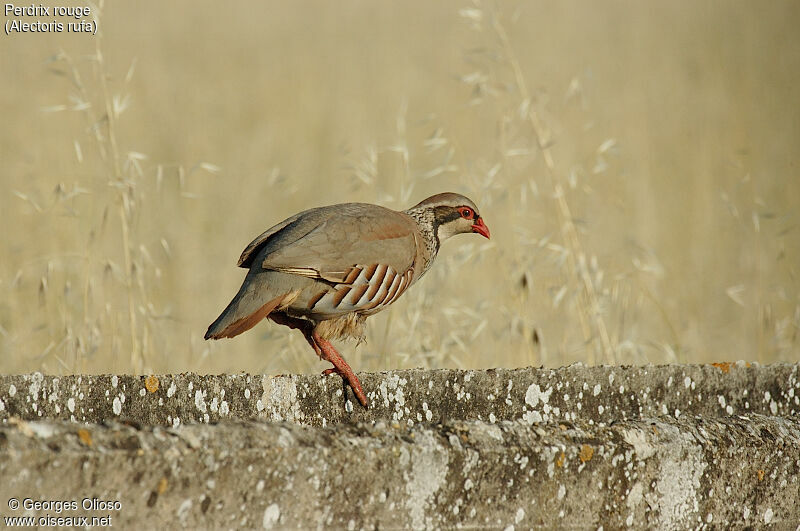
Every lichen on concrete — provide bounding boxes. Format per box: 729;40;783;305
1;414;798;528
2;363;799;427
1;364;799;527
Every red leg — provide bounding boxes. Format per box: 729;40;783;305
270;314;368;407
312;331;369;408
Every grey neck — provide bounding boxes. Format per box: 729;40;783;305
403;206;439;276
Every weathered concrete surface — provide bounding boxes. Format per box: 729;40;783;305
1;415;798;529
1;362;799;427
1;364;799;528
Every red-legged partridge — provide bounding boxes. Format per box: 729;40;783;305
205;192;490;407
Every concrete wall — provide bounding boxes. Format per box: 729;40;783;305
1;363;799;528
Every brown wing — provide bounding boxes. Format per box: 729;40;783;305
237;207;327;268
258;203;419;283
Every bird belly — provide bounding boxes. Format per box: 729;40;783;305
314;313;367;342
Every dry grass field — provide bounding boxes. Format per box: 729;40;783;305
1;1;798;376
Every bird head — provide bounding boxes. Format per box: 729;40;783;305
407;192;490;243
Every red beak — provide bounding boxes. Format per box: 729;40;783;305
472;217;491;239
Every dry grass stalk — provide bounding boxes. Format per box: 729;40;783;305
490;9;616;365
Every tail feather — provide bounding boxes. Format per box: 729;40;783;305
204;295;285;339
205;278;294;340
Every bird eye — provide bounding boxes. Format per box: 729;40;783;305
460;208;473;219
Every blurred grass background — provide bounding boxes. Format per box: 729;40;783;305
1;1;798;375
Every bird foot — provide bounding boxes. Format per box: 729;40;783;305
322;364;368;408
313;335;369;408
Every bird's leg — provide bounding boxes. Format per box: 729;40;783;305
311;331;369;408
268;313;321;356
269;313;368;407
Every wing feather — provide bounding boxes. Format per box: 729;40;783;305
237;207;328;268
256;204;418;280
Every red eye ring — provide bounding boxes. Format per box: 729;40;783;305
459;207;474;219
